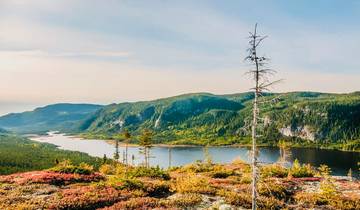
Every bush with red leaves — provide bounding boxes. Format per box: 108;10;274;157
47;185;132;210
0;171;104;185
99;197;161;210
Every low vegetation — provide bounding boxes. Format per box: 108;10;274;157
0;158;359;210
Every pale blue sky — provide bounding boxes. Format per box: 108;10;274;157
0;0;359;115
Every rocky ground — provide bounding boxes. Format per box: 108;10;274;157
0;160;359;210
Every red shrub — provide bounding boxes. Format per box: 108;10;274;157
47;185;131;209
290;177;322;182
99;197;161;210
0;171;104;185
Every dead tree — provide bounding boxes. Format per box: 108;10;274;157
245;23;280;210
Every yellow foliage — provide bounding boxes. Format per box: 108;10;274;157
171;174;215;194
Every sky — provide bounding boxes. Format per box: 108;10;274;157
0;0;360;115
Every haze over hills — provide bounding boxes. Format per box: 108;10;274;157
1;92;359;150
0;103;103;134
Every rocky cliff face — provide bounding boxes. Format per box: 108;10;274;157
279;125;316;141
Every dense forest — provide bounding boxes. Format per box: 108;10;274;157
78;92;360;150
0;133;104;175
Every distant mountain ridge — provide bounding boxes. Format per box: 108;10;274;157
78;92;360;149
0;103;103;133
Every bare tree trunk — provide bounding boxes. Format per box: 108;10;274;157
251;82;259;210
251;95;258;210
251;25;260;210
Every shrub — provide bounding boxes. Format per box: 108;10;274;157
179;161;214;173
99;197;159;210
218;189;284;209
295;192;328;207
49;160;94;175
258;196;284;210
232;157;247;165
240;173;252;184
217;189;252;208
115;164;126;175
261;164;288;178
165;193;203;208
289;159;315;178
295;192;360;209
258;181;288;200
143;180;170;197
126;166;170;180
319;178;338;198
99;164;115;175
0;171;103;185
171;174;215;194
330;195;360;210
318;164;332;177
211;170;234;178
47;185;128;209
107;176;144;191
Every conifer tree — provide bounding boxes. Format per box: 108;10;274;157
139;129;153;168
123;130;131;165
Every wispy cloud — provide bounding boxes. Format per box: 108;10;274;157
0;0;359;115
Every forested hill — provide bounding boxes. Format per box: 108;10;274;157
1;92;359;149
79;92;360;149
0;103;102;134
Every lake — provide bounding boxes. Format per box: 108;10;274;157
30;133;359;177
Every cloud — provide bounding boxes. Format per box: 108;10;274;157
0;0;359;115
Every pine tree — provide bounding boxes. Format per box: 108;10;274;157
113;136;120;161
123;130;131;165
139;129;153;168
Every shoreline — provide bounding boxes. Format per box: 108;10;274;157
30;132;359;152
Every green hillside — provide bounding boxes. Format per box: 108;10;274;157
79;92;360;150
0;133;104;175
0;103;103;134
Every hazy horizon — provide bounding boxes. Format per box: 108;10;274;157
1;0;360;115
1;90;359;116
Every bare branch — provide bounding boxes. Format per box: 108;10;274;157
244;23;281;210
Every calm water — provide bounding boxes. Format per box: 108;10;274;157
30;133;359;177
